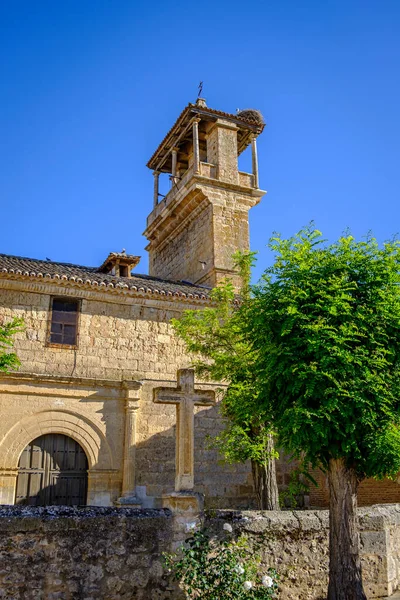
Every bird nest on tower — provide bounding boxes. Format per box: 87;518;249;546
236;109;265;126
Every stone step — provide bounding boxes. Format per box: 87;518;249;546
384;593;400;599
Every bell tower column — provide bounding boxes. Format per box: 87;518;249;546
153;171;160;208
251;134;259;189
192;118;200;174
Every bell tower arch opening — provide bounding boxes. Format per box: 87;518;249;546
15;433;88;506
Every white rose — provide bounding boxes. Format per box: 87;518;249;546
234;564;245;575
223;523;233;532
243;581;253;591
262;574;274;587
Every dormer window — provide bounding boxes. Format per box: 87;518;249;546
98;251;140;278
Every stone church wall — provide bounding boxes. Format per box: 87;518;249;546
0;287;188;381
0;284;255;508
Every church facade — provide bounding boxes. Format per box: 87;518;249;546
1;98;399;509
0;99;266;508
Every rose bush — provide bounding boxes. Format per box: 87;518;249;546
164;524;278;599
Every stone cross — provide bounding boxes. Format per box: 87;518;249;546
154;369;215;492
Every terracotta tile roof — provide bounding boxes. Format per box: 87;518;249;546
0;253;211;302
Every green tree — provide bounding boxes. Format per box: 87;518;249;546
172;252;280;510
244;226;400;599
0;317;24;372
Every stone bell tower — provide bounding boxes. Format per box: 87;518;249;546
143;99;266;289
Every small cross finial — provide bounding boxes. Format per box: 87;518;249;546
198;81;203;98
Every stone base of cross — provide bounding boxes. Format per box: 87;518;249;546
154;369;215;492
162;491;204;544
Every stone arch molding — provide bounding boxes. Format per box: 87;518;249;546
0;409;114;471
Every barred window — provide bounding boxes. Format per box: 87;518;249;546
49;298;79;346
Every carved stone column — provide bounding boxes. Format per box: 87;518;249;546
153;171;160;208
192;118;201;174
0;469;18;505
118;381;142;506
251;134;259;189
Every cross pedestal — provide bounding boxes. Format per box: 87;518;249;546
154;369;215;492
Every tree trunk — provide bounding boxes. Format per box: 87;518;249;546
251;433;280;510
327;457;367;600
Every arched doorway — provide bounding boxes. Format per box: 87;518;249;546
15;434;88;506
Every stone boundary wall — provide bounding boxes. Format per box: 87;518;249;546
206;505;400;599
0;506;179;600
1;504;400;599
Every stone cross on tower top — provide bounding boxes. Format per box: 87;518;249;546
154;369;215;492
143;99;266;291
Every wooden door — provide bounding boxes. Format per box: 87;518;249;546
15;434;88;506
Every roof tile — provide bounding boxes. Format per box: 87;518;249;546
0;254;211;302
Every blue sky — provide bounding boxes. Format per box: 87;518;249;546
1;0;400;281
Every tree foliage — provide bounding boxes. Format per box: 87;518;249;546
245;226;400;479
243;226;400;597
0;317;24;373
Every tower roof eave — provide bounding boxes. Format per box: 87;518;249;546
147;102;265;173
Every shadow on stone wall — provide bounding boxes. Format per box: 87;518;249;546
133;403;257;509
132;404;301;510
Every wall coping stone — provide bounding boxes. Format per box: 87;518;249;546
0;505;172;532
208;505;400;533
